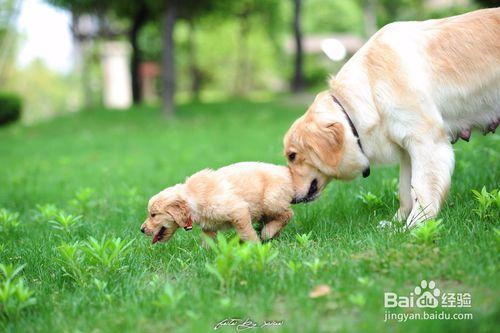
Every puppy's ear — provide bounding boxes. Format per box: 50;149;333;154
306;122;344;168
164;199;190;228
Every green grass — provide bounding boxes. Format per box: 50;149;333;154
0;97;499;332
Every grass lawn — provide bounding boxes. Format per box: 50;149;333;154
0;97;498;333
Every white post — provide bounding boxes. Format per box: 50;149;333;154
101;41;132;109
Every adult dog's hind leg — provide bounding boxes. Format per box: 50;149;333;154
405;138;454;228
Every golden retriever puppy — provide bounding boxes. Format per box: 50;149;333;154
140;162;294;244
284;8;500;228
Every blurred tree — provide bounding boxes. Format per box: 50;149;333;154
375;0;425;26
47;0;119;107
102;0;218;106
5;59;82;122
174;1;219;102
0;0;20;84
151;0;220;115
48;0;223;114
187;19;202;101
48;0;161;106
161;1;176;115
48;0;122;41
303;0;363;34
115;2;152;104
291;0;304;93
216;0;282;96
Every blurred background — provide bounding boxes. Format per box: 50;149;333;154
0;0;496;124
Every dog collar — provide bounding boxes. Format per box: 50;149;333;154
184;216;193;231
331;94;370;178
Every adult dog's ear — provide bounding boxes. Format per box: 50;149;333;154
306;122;344;168
164;199;190;228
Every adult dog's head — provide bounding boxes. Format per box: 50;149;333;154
140;184;190;244
284;91;370;203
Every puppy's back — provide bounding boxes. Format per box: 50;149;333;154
217;162;294;214
217;162;291;189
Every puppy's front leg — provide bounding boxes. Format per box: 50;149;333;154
405;139;454;228
261;209;293;241
395;150;413;221
231;209;260;243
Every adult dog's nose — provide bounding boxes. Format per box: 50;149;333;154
140;227;145;234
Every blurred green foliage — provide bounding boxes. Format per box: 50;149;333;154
0;0;20;88
303;0;364;34
133;0;482;100
2;60;82;123
0;0;494;121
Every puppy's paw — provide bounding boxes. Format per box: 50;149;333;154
260;221;285;241
260;228;277;241
261;229;281;242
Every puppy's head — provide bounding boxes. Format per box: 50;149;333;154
284;91;369;203
140;184;190;244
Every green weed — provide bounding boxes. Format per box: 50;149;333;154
304;258;326;275
0;208;20;233
295;232;312;247
205;235;278;287
56;236;134;284
49;212;82;234
35;204;60;222
0;264;36;320
471;186;499;220
69;187;97;213
154;284;185;309
411;219;443;245
356;190;384;210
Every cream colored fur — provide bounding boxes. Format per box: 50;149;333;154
284;8;500;227
141;162;294;244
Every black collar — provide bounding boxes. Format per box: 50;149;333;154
331;94;370;178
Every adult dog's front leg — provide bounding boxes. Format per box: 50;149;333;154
395;150;413;221
405;139;454;228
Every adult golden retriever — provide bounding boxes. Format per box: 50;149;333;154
284;8;499;227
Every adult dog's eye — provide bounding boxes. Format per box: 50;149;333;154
288;152;296;162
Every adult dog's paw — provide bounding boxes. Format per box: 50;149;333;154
377;220;393;229
393;207;411;222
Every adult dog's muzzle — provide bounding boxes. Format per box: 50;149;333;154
291;179;318;204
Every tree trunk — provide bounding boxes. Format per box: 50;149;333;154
188;20;201;101
291;0;304;93
129;5;148;104
162;4;177;116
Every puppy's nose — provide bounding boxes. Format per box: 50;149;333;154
140;227;145;234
